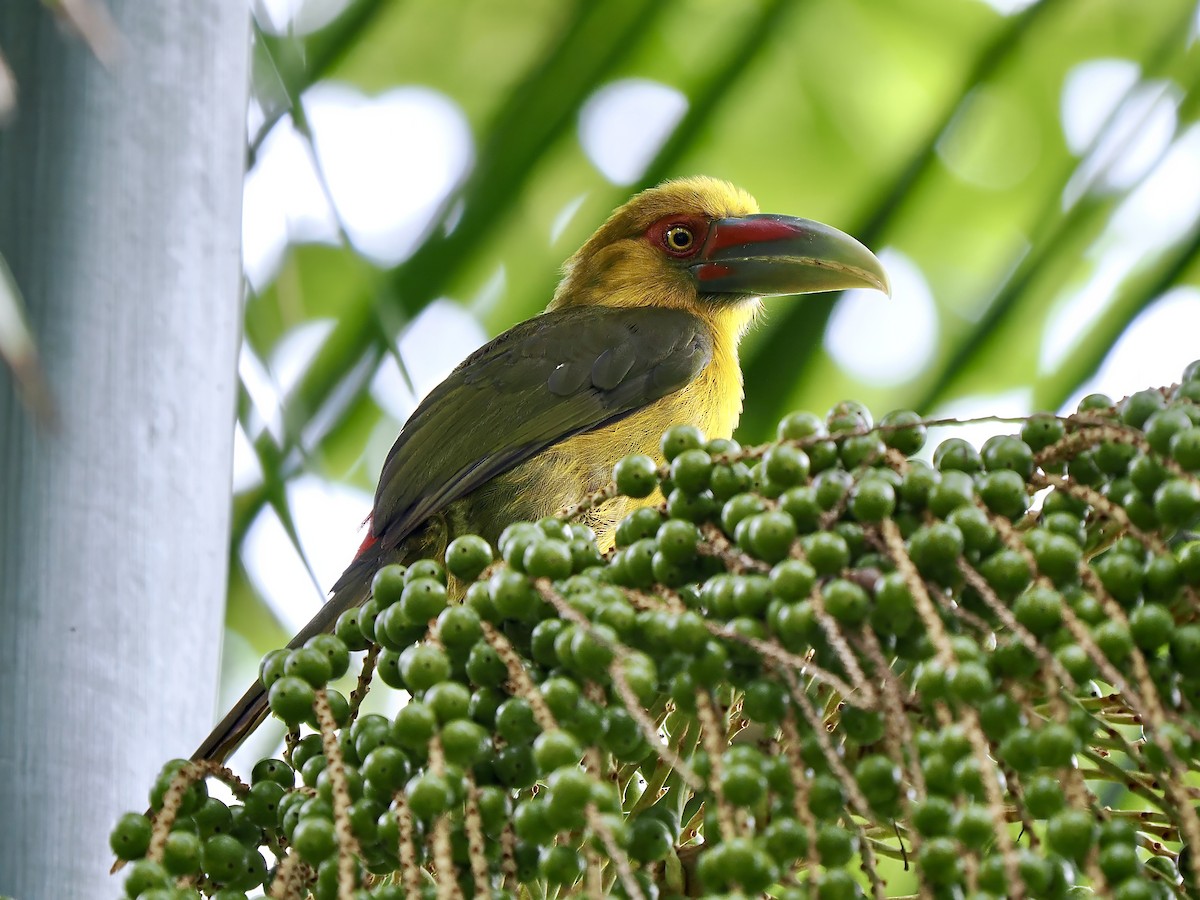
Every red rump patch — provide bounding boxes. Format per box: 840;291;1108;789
355;516;378;557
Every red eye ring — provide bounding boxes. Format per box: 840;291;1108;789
645;215;709;258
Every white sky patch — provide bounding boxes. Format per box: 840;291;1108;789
370;300;488;423
303;83;473;267
1040;125;1200;374
1060;287;1200;411
579;79;687;186
1061;60;1179;206
922;389;1034;462
253;0;353;36
242;476;374;635
242;119;339;291
551;193;589;246
974;0;1038;13
823;248;938;385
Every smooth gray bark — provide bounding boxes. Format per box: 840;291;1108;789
0;3;249;897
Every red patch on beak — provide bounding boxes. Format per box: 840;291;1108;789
693;263;734;281
702;217;803;256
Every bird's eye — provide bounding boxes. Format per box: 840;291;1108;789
664;225;695;254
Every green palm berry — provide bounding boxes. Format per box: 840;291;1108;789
371;564;406;608
763;817;808;865
746;510;797;563
927;469;975;517
533;729;583;774
720;763;767;807
912;796;954;837
333;608;368;651
425;681;471;724
398;644;450;692
1033;531;1082;585
1021;412;1065;451
899;460;939;508
1023;773;1065;817
405;772;452;820
538;844;584;886
721;492;765;537
161;829;202;877
1055;642;1094;681
933;437;982;473
406;558;446;585
778;410;825;440
807;773;846;819
1146;408;1193;453
1130;452;1168;495
880;408;926;454
823;578;869;625
1098;842;1139;883
465;640;507;686
949;661;992;703
710;460;752;500
660;424;705;461
918;836;962;886
398;577;447;624
435;605;482;652
123;859;171;897
304;634;349;680
953;803;996;850
907;521;964;578
522;539;573;580
671;447;713;494
997;727;1038;773
202;832;248;880
495;697;539;744
850;476;896;522
978;469;1029;519
267;676;315;726
110;811;153;860
1094;552;1144;605
1120;388;1166;428
770;558;817;601
802;531;851;575
654;518;698;564
490;569;539;620
613;453;659;498
445;534;494;581
840;432;885;468
1036;721;1079;767
615;507;661;547
981;433;1035;477
1046;808;1096;861
762;443;811;487
779;486;822;532
815;823;856;866
257;648;289;691
1174;426;1200;469
1093;619;1134;665
242;780;286;829
813;469;853;510
1129;602;1174;650
1154;477;1200;528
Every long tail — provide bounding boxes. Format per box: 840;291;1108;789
189;550;378;766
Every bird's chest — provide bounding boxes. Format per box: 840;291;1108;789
472;356;744;548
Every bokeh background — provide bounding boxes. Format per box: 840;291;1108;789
211;0;1200;730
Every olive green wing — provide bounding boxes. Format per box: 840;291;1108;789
369;304;712;554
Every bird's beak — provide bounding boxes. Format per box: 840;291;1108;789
688;214;890;298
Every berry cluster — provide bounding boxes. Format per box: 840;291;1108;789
112;360;1200;899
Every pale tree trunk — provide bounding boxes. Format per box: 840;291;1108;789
0;3;249;897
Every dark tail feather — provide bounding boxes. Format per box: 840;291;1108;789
189;568;374;767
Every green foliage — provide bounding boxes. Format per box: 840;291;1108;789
117;362;1200;897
